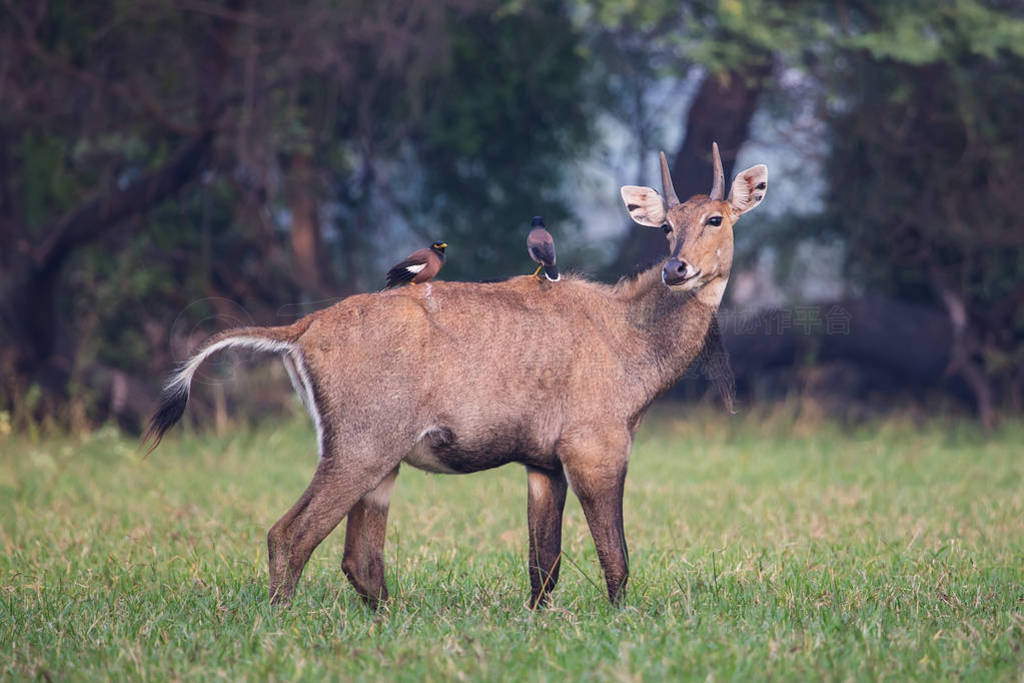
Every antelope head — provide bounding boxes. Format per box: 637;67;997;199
620;143;767;303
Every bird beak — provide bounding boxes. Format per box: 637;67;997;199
439;243;448;249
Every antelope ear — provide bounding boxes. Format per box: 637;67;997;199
620;185;667;227
727;165;768;216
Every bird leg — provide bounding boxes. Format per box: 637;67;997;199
532;264;543;279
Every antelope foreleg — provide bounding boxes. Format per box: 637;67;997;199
561;431;631;605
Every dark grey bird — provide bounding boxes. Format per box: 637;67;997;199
526;216;559;282
384;241;447;288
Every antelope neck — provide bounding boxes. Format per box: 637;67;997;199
619;259;719;397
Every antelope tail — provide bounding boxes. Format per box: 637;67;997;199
142;319;313;455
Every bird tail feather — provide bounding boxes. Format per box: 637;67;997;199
543;264;560;282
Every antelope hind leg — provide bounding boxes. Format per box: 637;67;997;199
342;465;399;609
267;454;399;604
526;465;567;608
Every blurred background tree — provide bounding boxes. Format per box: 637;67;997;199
1;0;1021;431
0;0;594;429
787;0;1024;427
816;21;1024;428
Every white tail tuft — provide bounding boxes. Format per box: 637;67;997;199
152;333;326;459
165;336;296;395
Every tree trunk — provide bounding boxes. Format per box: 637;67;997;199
289;152;330;295
927;263;997;429
0;132;215;414
0;2;245;417
720;298;952;384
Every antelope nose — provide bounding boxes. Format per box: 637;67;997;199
663;259;697;286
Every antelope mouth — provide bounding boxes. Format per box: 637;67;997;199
662;268;702;290
663;270;725;294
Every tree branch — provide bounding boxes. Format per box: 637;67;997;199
172;0;273;27
34;131;214;276
5;0;206;136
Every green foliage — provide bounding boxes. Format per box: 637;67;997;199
413;1;595;281
582;0;1024;76
845;0;1024;64
577;0;783;73
18;132;82;231
9;0;1024;426
2;413;1023;678
821;54;1019;284
812;29;1024;385
745;0;1024;409
2;0;602;422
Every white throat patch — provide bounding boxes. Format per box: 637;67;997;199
696;277;729;307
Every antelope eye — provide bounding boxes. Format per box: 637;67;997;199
663;223;672;234
706;215;723;227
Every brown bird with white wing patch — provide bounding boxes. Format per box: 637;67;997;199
384;241;447;289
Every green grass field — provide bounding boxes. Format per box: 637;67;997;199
2;408;1023;680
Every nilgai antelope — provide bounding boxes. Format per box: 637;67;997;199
144;144;767;608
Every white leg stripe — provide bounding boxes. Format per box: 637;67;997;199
292;350;325;460
282;354;310;412
364;470;398;508
163;334;325;460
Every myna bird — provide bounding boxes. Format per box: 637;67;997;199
526;216;559;282
385;241;447;288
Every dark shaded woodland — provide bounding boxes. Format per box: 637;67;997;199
1;0;1022;431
